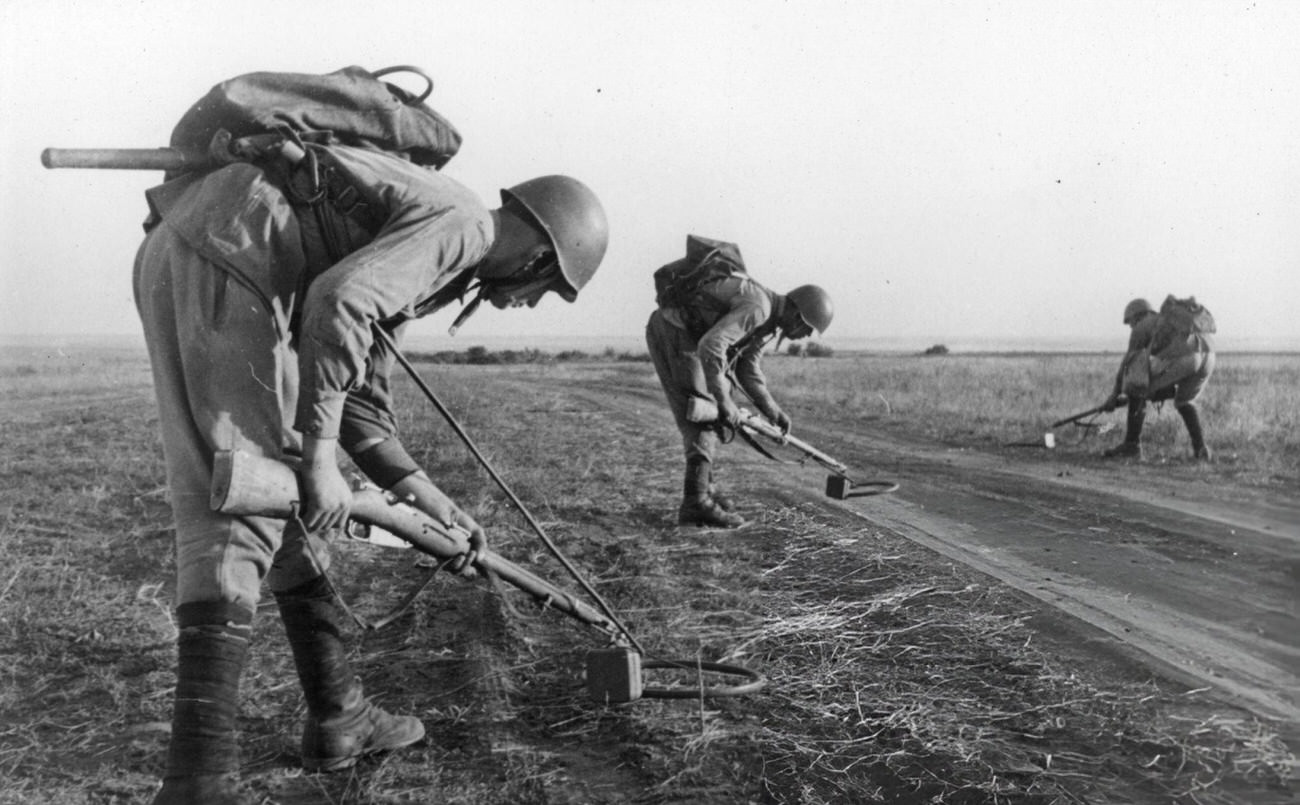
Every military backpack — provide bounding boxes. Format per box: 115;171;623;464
1150;295;1216;354
169;65;462;172
654;235;750;336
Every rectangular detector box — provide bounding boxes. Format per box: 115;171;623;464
586;647;642;703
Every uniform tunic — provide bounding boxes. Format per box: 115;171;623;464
645;273;781;461
135;146;492;610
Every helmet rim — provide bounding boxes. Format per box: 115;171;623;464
499;175;608;302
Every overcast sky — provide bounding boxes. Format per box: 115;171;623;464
2;0;1298;350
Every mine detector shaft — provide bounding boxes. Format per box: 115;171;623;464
1051;395;1128;430
209;450;621;640
735;409;899;499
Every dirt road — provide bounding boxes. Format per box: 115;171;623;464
563;370;1300;741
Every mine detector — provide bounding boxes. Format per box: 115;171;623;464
734;409;899;499
208;448;770;704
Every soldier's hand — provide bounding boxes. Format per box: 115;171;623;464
718;398;743;429
768;406;793;436
390;473;485;577
447;507;486;577
1102;395;1120;413
301;446;351;533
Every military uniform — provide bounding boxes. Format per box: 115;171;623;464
646;271;791;527
137;145;492;802
137;146;492;609
1107;304;1216;459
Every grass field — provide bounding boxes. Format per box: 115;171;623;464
0;343;1295;804
766;351;1300;487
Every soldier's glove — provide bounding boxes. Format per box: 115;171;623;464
1102;394;1120;413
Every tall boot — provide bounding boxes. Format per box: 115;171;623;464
1178;403;1212;460
707;466;738;513
274;575;425;772
1103;398;1146;459
678;457;745;528
153;601;254;805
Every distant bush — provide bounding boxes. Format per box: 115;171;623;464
787;342;834;358
406;346;649;365
923;344;950;356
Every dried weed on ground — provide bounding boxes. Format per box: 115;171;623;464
0;349;1294;804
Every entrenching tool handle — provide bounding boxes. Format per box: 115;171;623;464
41;147;210;171
210;450;619;638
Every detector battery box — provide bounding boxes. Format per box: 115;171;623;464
586;647;642;703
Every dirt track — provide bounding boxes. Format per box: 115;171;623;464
564;372;1300;744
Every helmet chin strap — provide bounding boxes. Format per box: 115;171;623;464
447;254;559;336
448;280;487;336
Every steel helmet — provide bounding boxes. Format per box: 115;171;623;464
1123;298;1154;325
500;175;609;302
786;285;834;335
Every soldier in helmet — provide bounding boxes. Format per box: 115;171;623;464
645;236;833;528
1101;297;1216;460
135;140;608;804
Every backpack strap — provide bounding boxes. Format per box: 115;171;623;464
262;133;386;339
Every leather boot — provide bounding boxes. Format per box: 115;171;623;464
152;602;254;805
1104;398;1146;459
275;576;425;772
678;457;745;528
707;467;738;513
1178;403;1212;460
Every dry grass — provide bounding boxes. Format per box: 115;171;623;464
0;345;1295;804
765;351;1300;485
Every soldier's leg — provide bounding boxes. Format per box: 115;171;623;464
136;229;299;803
1173;348;1215;460
645;312;743;527
1104;397;1147;459
271;565;425;772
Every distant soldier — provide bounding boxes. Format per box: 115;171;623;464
1102;296;1216;460
135;80;609;801
646;235;833;528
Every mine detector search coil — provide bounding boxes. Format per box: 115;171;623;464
732;408;899;499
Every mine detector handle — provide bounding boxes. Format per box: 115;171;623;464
209;450;622;642
737;409;850;476
1051;395;1127;429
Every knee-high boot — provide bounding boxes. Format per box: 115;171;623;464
274;575;425;772
152;602;254;805
1104;398;1146;459
707;466;738;513
678;456;745;528
1178;403;1211;460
